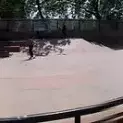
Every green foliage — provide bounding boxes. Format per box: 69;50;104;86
0;0;26;18
83;0;123;20
0;0;123;20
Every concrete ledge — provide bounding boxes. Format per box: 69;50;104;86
4;46;20;52
11;41;28;47
0;50;9;58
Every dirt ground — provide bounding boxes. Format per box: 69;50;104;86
1;38;123;122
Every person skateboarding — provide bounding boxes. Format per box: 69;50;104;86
62;24;67;38
28;39;34;59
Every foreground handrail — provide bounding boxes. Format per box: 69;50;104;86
0;96;123;123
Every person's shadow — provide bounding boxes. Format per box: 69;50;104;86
23;57;35;62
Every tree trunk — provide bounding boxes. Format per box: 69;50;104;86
36;0;49;30
36;0;44;19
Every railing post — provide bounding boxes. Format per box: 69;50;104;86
75;115;81;123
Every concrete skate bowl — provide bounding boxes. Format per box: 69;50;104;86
1;39;123;122
0;97;123;123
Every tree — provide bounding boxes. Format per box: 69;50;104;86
82;0;123;20
0;0;26;19
36;0;44;19
0;0;123;20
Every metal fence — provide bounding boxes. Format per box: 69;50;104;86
0;19;123;33
0;96;123;123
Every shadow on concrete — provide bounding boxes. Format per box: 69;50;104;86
81;32;123;50
1;29;123;50
22;57;36;62
23;58;33;61
36;30;123;50
21;38;71;57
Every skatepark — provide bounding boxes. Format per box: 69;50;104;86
1;38;123;122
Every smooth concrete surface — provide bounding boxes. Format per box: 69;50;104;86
1;39;123;122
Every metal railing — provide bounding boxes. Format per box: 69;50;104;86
0;96;123;123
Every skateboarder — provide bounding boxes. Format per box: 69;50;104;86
28;39;34;59
62;24;67;38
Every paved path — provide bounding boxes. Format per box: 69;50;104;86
1;39;123;122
